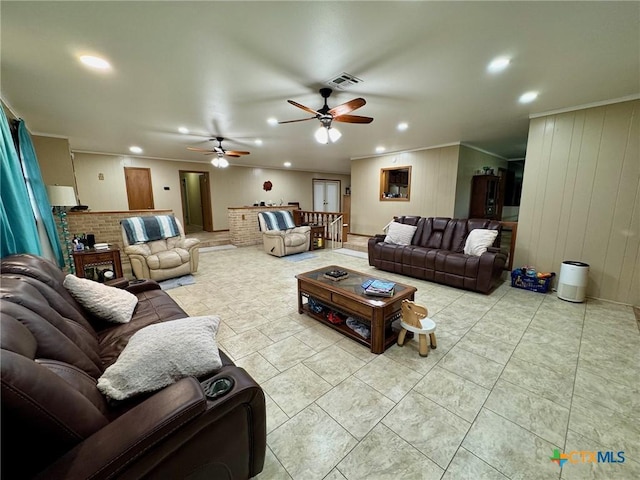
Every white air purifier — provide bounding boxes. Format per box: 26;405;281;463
557;261;589;303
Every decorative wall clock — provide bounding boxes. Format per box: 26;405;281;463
263;181;273;191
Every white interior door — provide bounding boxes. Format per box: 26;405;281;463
313;180;340;212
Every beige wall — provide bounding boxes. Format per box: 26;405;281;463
515;99;639;306
71;152;349;231
32;136;75;188
454;145;509;219
350;145;460;235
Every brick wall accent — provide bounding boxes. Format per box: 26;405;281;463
66;210;173;278
228;206;297;247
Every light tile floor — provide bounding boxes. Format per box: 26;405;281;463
169;246;640;480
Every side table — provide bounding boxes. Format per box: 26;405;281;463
309;225;325;251
72;248;123;282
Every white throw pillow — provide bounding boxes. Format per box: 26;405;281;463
384;222;418;245
63;274;137;324
463;229;499;256
97;316;222;400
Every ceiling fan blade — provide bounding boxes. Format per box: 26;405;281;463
333;114;374;124
328;98;366;117
278;117;316;124
187;146;215;153
225;150;250;156
224;153;241;158
287;100;321;116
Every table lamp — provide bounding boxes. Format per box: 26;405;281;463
46;185;78;273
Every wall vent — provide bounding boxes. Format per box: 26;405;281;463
326;72;363;90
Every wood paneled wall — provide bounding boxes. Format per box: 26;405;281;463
350;145;460;236
515;100;639;305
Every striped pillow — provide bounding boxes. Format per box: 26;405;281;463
122;215;179;244
259;211;296;231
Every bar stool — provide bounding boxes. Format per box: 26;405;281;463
397;299;437;357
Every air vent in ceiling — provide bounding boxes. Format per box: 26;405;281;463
326;72;363;90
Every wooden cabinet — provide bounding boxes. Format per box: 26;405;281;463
342;194;351;234
469;175;504;220
73;248;123;281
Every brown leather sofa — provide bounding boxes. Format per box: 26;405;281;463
368;217;507;293
0;254;266;480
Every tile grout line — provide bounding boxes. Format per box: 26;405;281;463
440;293;546;478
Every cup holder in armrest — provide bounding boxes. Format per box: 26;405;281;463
201;377;235;400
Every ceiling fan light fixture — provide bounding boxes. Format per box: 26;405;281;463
315;126;329;144
328;126;341;143
211;156;229;168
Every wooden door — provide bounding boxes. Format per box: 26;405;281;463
199;173;213;231
125;167;154;210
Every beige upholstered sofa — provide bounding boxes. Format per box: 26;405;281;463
257;210;310;257
121;215;199;281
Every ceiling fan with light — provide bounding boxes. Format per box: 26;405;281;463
187;137;249;168
279;88;373;144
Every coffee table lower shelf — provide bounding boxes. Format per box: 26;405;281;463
299;294;401;354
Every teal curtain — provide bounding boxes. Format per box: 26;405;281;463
0;108;42;257
17;120;64;266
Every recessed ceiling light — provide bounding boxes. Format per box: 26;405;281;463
519;91;539;103
283;162;292;167
255;139;263;146
129;146;143;154
79;55;111;70
487;56;511;73
397;122;408;131
375;146;386;153
267;117;278;126
178;127;189;134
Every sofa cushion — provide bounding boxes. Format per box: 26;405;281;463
284;231;308;247
384;221;418;245
64;274;138;324
97;316;222;401
147;248;190;269
463;229;499;256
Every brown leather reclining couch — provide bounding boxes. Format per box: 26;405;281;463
0;254;266;480
368;217;507;293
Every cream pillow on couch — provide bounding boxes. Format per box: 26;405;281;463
384;222;418;245
97;315;222;401
463;229;499;256
64;274;137;324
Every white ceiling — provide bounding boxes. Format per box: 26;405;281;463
2;1;639;174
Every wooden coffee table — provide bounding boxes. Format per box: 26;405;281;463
296;265;417;353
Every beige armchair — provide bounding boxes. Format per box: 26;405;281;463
120;215;199;281
258;211;310;257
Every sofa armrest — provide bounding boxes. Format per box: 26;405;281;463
35;377;207;480
105;277;130;289
36;368;267;480
177;237;200;251
126;279;161;294
262;230;286;239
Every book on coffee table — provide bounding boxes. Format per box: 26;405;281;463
364;279;396;297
